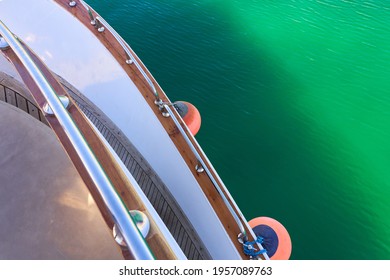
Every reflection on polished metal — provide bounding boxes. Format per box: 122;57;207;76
195;164;204;173
114;210;151;247
43;95;70;115
69;1;77;7
93;12;161;102
131;210;151;238
80;1;97;26
0;102;124;260
154;99;170;117
96;18;105;33
164;104;269;259
0;36;9;50
0;20;155;260
113;224;126;247
167;107;246;232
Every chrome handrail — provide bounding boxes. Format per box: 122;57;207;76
77;1;161;102
70;0;267;259
164;105;269;259
0;20;155;260
164;105;246;235
79;0;96;25
95;15;160;101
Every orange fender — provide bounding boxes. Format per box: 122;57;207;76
249;217;292;260
174;101;201;136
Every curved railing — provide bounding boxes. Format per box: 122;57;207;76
164;104;269;259
96;16;161;102
69;0;268;259
78;0;161;103
0;20;155;260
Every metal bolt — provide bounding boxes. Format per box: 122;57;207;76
0;36;9;50
154;99;163;106
162;111;170;118
69;1;77;7
113;210;150;247
43;96;70;115
113;224;126;247
154;99;170;117
195;164;204;173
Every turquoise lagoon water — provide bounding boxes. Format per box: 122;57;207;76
87;0;390;260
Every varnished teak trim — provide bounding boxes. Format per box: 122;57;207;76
1;42;177;260
53;0;263;259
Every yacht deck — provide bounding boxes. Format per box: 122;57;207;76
0;71;210;260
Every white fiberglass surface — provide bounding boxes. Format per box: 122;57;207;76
0;55;22;81
89;119;187;260
0;0;241;259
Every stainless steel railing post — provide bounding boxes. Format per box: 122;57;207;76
0;20;155;260
164;104;269;259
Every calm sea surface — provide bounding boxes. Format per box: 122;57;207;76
87;0;390;259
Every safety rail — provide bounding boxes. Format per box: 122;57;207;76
0;20;155;260
68;0;268;259
96;16;161;102
164;104;269;260
74;0;161;104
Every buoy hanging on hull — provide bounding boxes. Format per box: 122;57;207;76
248;217;292;260
174;101;201;136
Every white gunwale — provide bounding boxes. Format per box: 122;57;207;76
0;0;268;260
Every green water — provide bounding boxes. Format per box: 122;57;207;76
87;0;390;259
